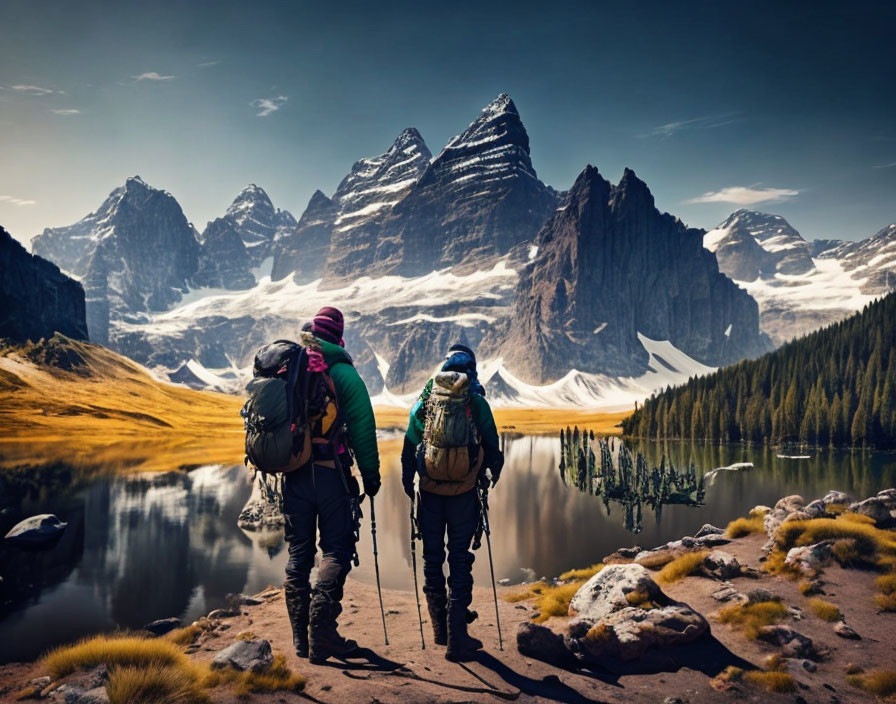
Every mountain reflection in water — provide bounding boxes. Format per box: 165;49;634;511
1;436;895;663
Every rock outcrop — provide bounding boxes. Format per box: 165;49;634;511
0;226;88;342
195;217;255;289
503;166;770;382
271;190;336;283
518;564;708;664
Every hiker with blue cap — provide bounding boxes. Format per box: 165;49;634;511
401;343;504;661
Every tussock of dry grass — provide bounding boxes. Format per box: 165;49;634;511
42;635;187;679
533;582;584;623
797;580;816;596
838;512;875;525
744;670;796;693
846;670;896;697
204;654;305;695
845;663;864;675
717;601;789;639
504;580;587;623
106;664;209;704
236;654;305;695
877;573;896;594
775;518;896;562
165;625;202;646
726;516;765;538
657;551;708;584
709;665;744;690
807;598;842;621
875;593;896;611
585;623;614;643
559;564;603;581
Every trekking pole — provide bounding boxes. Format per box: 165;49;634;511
369;495;389;646
478;485;504;651
410;492;426;650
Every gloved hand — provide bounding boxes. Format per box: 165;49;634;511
402;475;415;500
401;437;417;500
363;477;381;498
487;466;502;488
477;470;490;490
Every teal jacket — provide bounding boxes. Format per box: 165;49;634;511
318;337;380;485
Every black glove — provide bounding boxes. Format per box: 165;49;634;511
402;476;415;500
477;470;490;490
363;477;381;498
488;466;502;488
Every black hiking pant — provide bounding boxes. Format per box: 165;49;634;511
419;488;479;615
283;463;356;635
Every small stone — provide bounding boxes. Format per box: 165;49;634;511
800;659;818;673
28;676;51;689
77;687;110;704
498;578;510;586
207;608;239;620
745;588;780;604
788;606;804;620
663;698;686;704
710;584;742;602
142;617;181;635
833;621;860;639
211;639;273;672
694;524;725;538
704;550;741;579
757;625;815;659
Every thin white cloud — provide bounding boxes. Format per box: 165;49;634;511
873;162;896;169
640;112;739;138
0;195;37;206
51;108;81;115
250;95;287;117
685;186;799;205
132;72;175;81
12;84;54;96
198;60;220;68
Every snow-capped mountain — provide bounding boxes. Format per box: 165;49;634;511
272;127;432;282
704;209;815;280
704;211;895;345
215;184;296;265
503;167;770;382
816;223;896;294
32;176;200;343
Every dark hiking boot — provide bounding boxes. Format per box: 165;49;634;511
445;608;483;662
284;583;310;658
309;629;360;664
426;595;448;646
466;609;478;624
308;587;360;664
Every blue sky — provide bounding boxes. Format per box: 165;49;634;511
1;0;894;245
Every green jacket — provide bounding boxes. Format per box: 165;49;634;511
405;378;501;465
318;337;380;485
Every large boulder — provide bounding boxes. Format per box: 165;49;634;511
211;639;273;672
142;617;181;636
784;541;833;575
566;564;708;661
4;514;68;548
849;489;896;527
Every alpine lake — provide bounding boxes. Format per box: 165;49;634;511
1;434;895;663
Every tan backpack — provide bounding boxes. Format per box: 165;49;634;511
420;371;483;495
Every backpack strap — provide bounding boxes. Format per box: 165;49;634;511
285;346;305;431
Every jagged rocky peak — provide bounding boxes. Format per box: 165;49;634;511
216;183;296;265
705;209;815;279
332;127;432;223
1;226;88;342
30;175;199;344
502;164;770;383
194;217;255;290
385;93;559;276
271;189;337;283
319;128;433;281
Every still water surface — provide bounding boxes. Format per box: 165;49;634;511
1;437;894;663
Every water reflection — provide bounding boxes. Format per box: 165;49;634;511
558;429;704;533
1;438;895;663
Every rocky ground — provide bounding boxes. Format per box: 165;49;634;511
2;489;894;703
